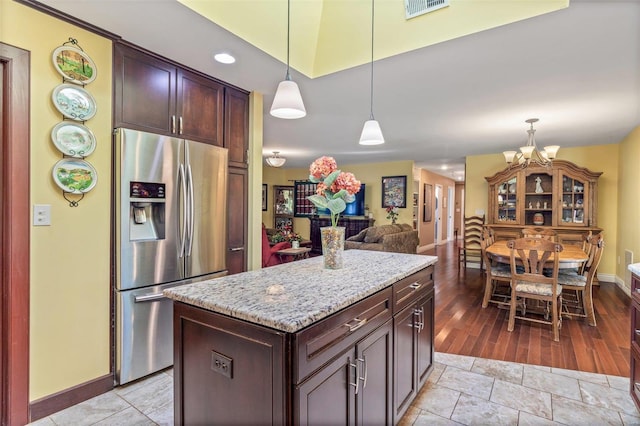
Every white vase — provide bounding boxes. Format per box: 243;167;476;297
291;240;300;249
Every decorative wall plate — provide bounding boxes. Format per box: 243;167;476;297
52;84;97;121
52;45;97;85
51;122;96;157
52;158;98;194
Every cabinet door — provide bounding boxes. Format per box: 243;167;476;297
176;69;224;146
114;43;176;135
224;88;249;168
559;172;588;227
226;168;247;275
357;320;393;426
296;349;356;426
417;293;434;387
393;303;417;420
495;176;519;224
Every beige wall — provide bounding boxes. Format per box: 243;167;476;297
2;2;112;400
417;169;457;247
262;160;415;240
465;143;621;277
616;126;640;289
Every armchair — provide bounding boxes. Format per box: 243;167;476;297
262;224;291;267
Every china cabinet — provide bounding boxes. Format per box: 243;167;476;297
485;160;602;241
274;186;294;231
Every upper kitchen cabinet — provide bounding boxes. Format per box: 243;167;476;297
224;87;249;168
114;42;224;146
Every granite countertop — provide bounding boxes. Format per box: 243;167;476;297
164;250;437;333
629;263;640;277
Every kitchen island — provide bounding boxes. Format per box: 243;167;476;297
165;249;437;425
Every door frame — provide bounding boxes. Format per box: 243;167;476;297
1;42;31;425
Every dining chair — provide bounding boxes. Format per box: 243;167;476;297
507;237;564;341
458;215;485;271
481;227;511;308
559;233;604;326
521;227;557;241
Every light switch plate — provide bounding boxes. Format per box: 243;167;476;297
33;204;51;226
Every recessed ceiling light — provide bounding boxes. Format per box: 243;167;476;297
214;53;235;64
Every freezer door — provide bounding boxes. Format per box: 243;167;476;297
115;128;184;290
185;140;228;278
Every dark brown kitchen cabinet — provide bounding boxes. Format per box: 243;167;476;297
224;87;249;168
630;272;640;411
393;268;435;421
114;42;224;146
296;320;393;426
226;167;247;275
173;266;433;425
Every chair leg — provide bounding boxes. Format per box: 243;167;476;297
482;276;492;308
584;287;596;327
552;298;560;342
507;288;517;332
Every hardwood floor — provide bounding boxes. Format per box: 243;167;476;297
424;241;630;377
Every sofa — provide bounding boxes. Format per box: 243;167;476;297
344;224;419;254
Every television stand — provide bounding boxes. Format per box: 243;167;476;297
308;216;375;254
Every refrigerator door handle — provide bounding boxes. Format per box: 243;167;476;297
134;292;167;303
186;162;195;256
178;163;187;258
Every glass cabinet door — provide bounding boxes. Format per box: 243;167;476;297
560;174;587;226
496;177;518;223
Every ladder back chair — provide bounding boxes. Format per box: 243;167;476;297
481;227;511;308
559;233;604;326
507;237;564;341
458;215;485;271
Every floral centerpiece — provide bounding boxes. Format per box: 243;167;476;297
307;156;361;269
307;156;361;227
386;205;399;224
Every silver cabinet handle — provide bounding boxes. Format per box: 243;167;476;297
179;116;183;135
358;356;368;390
635;382;640;393
409;282;422;291
349;358;359;395
171;115;176;134
420;307;425;332
229;247;245;252
134;293;166;303
413;308;423;331
345;317;366;332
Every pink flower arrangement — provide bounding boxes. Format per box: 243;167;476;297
307;156;361;227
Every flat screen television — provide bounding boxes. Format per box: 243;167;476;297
317;184;365;217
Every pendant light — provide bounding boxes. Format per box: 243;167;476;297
270;0;306;119
359;0;385;145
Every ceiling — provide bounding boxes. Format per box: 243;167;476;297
39;0;640;181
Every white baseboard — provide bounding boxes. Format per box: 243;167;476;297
604;273;631;297
418;244;435;253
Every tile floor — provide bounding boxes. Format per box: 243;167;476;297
29;352;640;425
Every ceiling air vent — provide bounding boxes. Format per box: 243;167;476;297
404;0;449;20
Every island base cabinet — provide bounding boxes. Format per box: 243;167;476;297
173;302;285;425
296;320;393;426
394;291;434;422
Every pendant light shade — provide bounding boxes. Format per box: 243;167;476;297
359;119;385;145
359;0;384;145
270;79;306;119
270;0;306;119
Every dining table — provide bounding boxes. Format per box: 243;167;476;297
485;240;589;269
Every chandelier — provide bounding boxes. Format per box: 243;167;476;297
503;118;559;168
265;151;286;168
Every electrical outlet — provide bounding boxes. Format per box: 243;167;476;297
211;350;233;379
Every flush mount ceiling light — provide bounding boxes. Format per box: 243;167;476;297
265;151;287;167
359;0;385;145
270;0;306;119
214;52;236;64
503;118;559;168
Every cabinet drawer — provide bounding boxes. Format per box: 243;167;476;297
294;287;392;383
631;349;640;411
632;301;640;353
632;275;640;305
392;266;433;314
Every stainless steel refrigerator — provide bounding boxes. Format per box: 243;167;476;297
114;128;228;385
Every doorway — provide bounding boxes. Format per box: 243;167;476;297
435;184;443;245
1;42;31;425
447;186;454;241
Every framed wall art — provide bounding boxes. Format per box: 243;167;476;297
262;184;268;211
381;175;407;208
423;183;433;222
